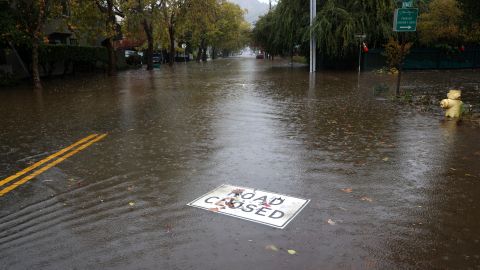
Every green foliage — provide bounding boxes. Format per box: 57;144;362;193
0;2;28;47
177;0;250;54
68;0;108;45
313;0;395;57
252;11;279;54
211;1;251;53
417;0;463;45
252;0;309;57
253;0;396;58
383;37;413;68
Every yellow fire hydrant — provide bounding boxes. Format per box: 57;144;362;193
440;90;463;118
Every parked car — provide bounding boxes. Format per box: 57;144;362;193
256;53;264;59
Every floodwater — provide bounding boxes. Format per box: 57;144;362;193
0;58;479;269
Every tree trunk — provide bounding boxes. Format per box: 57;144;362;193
196;46;202;63
32;40;42;90
168;25;175;66
211;47;216;60
396;34;406;96
201;47;207;62
201;38;207;62
106;0;116;75
31;0;46;90
143;20;154;70
105;38;116;76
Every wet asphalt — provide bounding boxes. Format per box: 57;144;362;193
0;58;479;269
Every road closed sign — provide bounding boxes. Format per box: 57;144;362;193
187;184;310;229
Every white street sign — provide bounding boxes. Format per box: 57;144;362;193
187;184;310;229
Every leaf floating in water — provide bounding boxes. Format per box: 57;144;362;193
327;219;336;225
265;244;279;252
341;188;353;193
287;249;297;255
450;168;457;171
361;196;373;202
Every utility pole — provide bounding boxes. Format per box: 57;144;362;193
269;0;271;10
309;0;316;73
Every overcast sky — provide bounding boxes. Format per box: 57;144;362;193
257;0;277;4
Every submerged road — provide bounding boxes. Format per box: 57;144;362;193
0;58;479;269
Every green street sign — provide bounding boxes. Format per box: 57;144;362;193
393;8;418;32
402;0;414;8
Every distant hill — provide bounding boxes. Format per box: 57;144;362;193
228;0;269;25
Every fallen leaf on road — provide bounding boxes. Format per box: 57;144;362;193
265;245;279;252
327;219;336;225
287;249;297;255
361;196;373;202
382;157;389;161
208;207;220;212
341;188;353;193
450;168;457;171
128;202;135;206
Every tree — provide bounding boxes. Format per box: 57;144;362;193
96;0;124;75
313;0;395;58
417;0;463;46
123;0;165;70
209;1;250;59
212;1;250;56
11;0;62;89
457;0;480;43
383;37;413;95
178;0;217;62
162;0;187;66
69;0;124;75
252;0;395;61
252;11;279;57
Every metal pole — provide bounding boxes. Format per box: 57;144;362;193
358;41;362;75
310;0;316;73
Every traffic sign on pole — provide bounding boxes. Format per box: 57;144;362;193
402;0;414;8
393;8;418;32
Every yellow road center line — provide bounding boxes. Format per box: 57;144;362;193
0;134;98;188
0;134;107;197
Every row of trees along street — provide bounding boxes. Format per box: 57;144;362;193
0;0;250;89
252;0;480;67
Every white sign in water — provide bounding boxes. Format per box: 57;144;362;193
187;184;310;229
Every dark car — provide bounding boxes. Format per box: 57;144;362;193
256;53;265;59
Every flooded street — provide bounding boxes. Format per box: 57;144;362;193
1;58;479;269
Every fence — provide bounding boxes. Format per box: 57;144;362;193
364;47;480;71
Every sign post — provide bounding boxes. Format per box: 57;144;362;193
309;0;316;73
393;2;418;95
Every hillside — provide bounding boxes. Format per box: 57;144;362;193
228;0;269;24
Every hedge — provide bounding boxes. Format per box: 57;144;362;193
38;44;108;65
